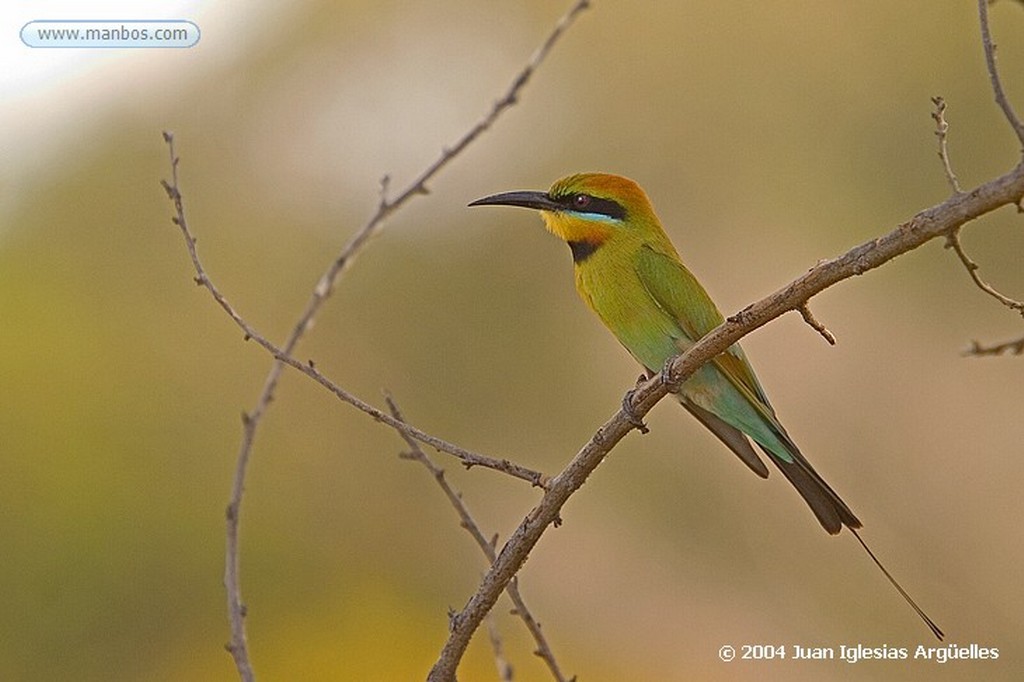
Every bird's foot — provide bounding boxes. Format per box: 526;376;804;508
622;388;650;434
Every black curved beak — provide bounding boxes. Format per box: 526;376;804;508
468;190;562;212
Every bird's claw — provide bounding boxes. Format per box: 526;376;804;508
622;389;650;434
660;357;678;392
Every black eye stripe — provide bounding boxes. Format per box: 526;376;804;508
552;193;627;221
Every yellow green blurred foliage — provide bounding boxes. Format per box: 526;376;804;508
2;1;1022;680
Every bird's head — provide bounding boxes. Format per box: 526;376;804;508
469;173;663;261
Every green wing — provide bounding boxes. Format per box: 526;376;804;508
634;244;860;533
633;244;772;477
633;244;775;418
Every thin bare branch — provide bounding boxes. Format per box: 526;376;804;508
945;227;1024;316
931;96;963;194
317;0;592;304
386;396;572;682
163;2;586;674
161;151;547;486
798;302;837;345
160;132;257;681
963;335;1024;356
426;161;1024;681
979;0;1024;148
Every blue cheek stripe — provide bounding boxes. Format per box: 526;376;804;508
568;211;624;225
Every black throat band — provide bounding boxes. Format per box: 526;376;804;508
567;240;600;263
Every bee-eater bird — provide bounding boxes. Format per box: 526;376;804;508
470;172;942;639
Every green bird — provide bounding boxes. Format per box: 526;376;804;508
470;172;942;639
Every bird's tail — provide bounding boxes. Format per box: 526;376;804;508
850;528;945;641
761;443;944;640
758;442;861;535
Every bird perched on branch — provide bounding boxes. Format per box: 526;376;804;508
470;172;942;639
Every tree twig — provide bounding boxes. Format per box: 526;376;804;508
426;161;1024;681
386;395;573;682
931;96;963;194
979;0;1024;149
798;302;837;345
963;335;1024;356
945;227;1024;316
159;132;257;682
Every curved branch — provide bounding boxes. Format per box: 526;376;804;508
980;0;1024;148
426;161;1024;681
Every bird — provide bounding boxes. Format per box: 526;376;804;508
469;172;942;639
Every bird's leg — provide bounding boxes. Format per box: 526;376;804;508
622;372;651;434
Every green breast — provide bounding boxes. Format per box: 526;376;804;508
573;246;684;373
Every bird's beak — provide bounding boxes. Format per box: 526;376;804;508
468;190;562;212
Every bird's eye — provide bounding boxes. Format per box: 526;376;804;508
573;194;591;209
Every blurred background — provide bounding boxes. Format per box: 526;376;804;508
2;1;1023;680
